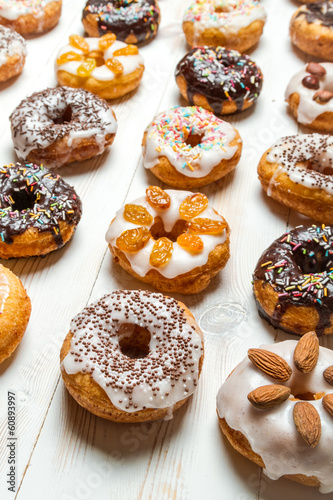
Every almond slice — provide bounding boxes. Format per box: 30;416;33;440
322;394;333;417
294;331;319;373
324;366;333;386
248;348;292;381
248;385;291;409
293;402;321;448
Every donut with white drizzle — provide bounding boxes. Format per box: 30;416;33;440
0;0;62;36
60;290;204;423
142;106;242;188
0;25;26;82
10;86;117;169
257;134;333;223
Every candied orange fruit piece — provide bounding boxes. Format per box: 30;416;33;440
106;58;124;75
57;51;83;65
177;234;204;252
77;58;96;77
98;33;117;51
146;186;171;210
188;218;227;235
69;34;89;53
149;238;173;268
123;204;153;225
113;45;139;57
179;193;208;220
116;227;151;252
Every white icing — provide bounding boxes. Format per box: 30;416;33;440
217;340;333;494
62;290;203;413
105;189;227;279
0;0;60;20
143;106;239;179
286;63;333;125
56;38;144;82
0;25;26;68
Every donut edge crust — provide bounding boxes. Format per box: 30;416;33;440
287;92;333;134
0;1;62;37
0;52;26;82
290;9;333;62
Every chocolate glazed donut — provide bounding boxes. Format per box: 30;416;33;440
253;225;333;336
82;0;160;44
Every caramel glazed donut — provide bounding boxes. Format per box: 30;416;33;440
10;86;117;169
182;0;266;52
0;264;31;364
82;0;161;45
56;34;144;100
0;163;82;259
0;25;26;82
60;290;204;423
0;0;62;36
106;187;230;294
253;224;333;336
175;47;263;116
286;62;333;133
290;2;333;61
142;106;242;189
217;333;333;493
258;134;333;223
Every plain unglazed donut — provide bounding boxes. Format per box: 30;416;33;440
0;25;26;82
0;0;62;36
60;290;204;423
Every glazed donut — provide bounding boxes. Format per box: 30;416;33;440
0;162;82;259
253;224;333;336
182;0;266;52
258;134;333;223
10;86;117;169
0;26;26;82
290;2;333;61
286;62;333;133
217;333;333;493
105;187;230;294
0;0;62;36
56;34;144;100
0;264;31;364
175;47;263;115
142;106;242;189
60;290;204;423
82;0;161;45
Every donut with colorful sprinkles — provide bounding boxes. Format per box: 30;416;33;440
0;25;26;82
183;0;266;52
0;0;62;36
175;47;263;115
82;0;161;45
142;106;242;188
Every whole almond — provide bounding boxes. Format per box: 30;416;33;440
324;366;333;386
293;402;321;448
313;90;333;104
322;394;333;417
306;62;326;77
294;331;319;373
248;348;292;381
248;385;291;409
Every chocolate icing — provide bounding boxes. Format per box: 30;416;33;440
175;47;263;115
296;2;333;28
253;225;333;336
82;0;160;44
0;163;82;248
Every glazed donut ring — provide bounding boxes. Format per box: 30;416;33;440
290;2;333;61
0;163;82;259
56;34;145;100
106;187;230;294
82;0;161;45
253;224;333;336
0;26;26;82
10;86;117;169
0;264;31;364
217;334;333;493
286;62;333;133
258;134;333;223
142;106;242;188
183;0;266;52
0;0;62;36
60;290;204;423
175;47;263;116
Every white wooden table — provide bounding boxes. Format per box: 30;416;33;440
1;0;332;498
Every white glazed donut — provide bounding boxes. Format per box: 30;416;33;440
217;334;333;493
0;0;62;36
10;86;117;169
0;25;26;82
286;62;333;133
142;106;242;188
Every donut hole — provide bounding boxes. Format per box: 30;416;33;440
294;249;327;274
118;323;151;359
184;132;204;149
298;160;333;177
215;4;232;13
11;190;36;212
53;105;73;125
150;217;188;242
87;51;104;67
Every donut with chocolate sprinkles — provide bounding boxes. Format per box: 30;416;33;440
0;162;82;259
0;25;27;82
60;290;204;422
